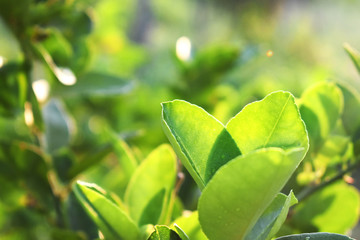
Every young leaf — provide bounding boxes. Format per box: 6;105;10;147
198;147;304;240
109;132;138;181
148;225;182;240
299;82;343;152
244;191;298;240
173;211;207;240
73;181;139;240
344;43;360;74
173;224;190;240
161;100;241;189
125;144;177;226
226;91;308;159
291;182;359;234
275;232;354;240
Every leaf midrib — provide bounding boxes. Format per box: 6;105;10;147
169;127;206;187
262;95;291;148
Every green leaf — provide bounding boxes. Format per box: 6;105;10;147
73;181;139;240
245;191;298;240
161;100;241;189
198;147;304;240
336;83;360;138
140;224;156;240
344;43;360;74
67;10;93;39
109;132;138;181
193;44;240;74
292;182;359;234
54;72;134;96
52;150;74;183
66;192;98;239
0;17;22;61
67;144;112;180
173;224;190;240
171;197;184;222
0;116;31;143
317;135;350;160
299;82;343;152
43;99;70;154
312;135;351;180
40;29;73;67
275;232;354;240
226;91;308;159
148;225;182;240
173;211;207;240
50;228;85;240
30;85;45;131
125;144;177;226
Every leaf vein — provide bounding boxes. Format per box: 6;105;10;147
262;95;291;148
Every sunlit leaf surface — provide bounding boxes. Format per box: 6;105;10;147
198;148;303;240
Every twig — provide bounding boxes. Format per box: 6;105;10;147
296;159;360;202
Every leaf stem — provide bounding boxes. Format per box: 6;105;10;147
296;159;360;202
161;160;185;225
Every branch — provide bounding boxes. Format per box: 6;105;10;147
296;159;360;202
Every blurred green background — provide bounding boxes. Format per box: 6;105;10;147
0;0;360;239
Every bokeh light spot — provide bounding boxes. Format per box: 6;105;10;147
176;36;192;61
32;79;50;103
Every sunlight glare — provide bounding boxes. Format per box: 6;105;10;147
24;102;34;127
55;67;77;86
0;56;5;68
176;36;192;61
32;79;50;103
266;50;274;57
98;231;105;240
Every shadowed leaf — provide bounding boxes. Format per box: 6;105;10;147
73;181;139;240
162;100;240;189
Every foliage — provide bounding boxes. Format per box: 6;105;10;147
74;85;359;239
0;0;360;239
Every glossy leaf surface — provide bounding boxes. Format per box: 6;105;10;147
275;232;354;240
198;148;303;240
73;181;139;240
125;145;177;226
162;100;241;189
148;225;182;240
227;91;308;159
244;191;298;240
173;224;190;240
